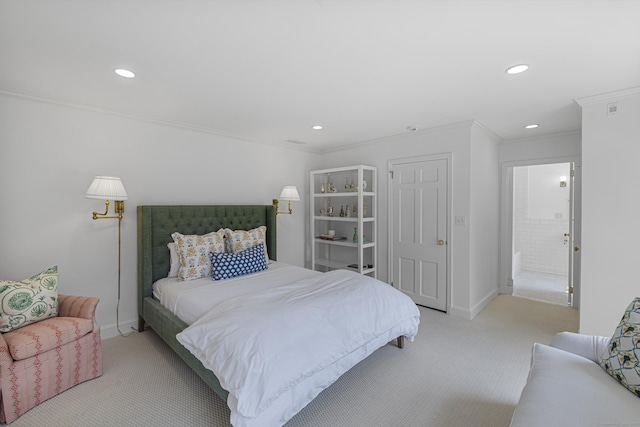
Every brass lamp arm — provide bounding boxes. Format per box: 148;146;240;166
272;199;293;215
92;200;124;220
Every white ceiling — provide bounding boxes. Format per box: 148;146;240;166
1;0;639;152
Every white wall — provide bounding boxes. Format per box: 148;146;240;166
468;125;501;316
500;131;581;164
319;120;501;319
527;163;571;220
0;94;321;338
578;87;640;337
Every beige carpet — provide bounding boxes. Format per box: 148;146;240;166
5;295;578;427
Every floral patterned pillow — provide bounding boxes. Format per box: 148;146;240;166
0;265;59;332
599;297;640;398
172;230;226;281
224;226;269;260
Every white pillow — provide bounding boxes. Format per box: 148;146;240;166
167;242;180;278
171;230;225;281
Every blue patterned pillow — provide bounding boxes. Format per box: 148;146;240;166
210;243;268;281
599;297;640;398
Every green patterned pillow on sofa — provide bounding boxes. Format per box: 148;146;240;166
0;266;58;332
599;297;640;398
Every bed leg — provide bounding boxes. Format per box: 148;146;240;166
397;336;405;349
138;316;146;332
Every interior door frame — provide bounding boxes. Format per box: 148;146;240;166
499;155;581;308
388;153;452;313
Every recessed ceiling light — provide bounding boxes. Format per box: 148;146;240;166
312;125;323;130
505;64;529;75
115;68;135;78
524;124;539;129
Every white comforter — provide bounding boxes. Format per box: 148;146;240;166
176;267;420;427
154;262;318;325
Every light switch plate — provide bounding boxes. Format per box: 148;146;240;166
455;216;467;226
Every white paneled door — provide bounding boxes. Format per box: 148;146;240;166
390;157;448;311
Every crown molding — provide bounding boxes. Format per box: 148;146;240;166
471;120;503;143
575;86;640;106
0;88;323;154
501;129;581;145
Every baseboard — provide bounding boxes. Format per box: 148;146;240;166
470;288;500;319
449;305;472;320
449;288;500;320
99;318;139;340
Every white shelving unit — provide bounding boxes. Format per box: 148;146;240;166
310;165;377;277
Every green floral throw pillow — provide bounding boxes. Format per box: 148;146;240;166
599;297;640;398
0;266;59;332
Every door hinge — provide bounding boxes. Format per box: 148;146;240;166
389;170;394;179
569;286;574;294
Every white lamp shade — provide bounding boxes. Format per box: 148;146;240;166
85;176;128;200
279;186;300;201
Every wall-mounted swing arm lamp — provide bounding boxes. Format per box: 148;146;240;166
86;176;128;219
273;186;300;215
85;176;133;337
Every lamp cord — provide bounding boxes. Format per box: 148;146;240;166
117;216;134;337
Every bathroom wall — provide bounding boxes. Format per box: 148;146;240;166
513;163;571;276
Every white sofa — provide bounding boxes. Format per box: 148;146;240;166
510;331;640;427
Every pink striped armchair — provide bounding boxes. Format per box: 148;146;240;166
0;294;103;423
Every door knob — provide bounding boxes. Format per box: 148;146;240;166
574;246;580;252
438;240;445;246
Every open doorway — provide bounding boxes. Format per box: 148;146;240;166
511;163;571;305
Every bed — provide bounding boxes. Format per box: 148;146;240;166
137;205;420;427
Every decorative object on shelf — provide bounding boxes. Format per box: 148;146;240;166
85;175;133;337
348;264;373;269
327;200;334;217
326;174;336;193
318;235;346;241
363;179;367;190
350;177;355;192
352;203;358;216
353;227;358;243
320;183;325;193
363;203;369;216
345;205;350;217
319;208;326;216
273;186;300;215
339;205;345;217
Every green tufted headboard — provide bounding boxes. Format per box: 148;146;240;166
137;205;277;317
136;205;276;397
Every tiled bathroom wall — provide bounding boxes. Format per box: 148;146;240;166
513;165;570;276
